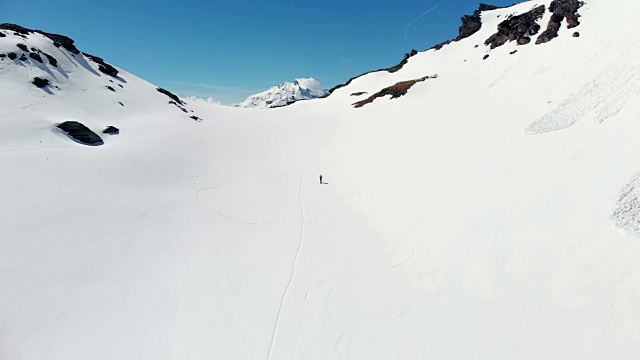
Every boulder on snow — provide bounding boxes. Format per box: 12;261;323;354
57;121;103;145
102;126;120;135
82;52;119;77
29;52;43;63
42;52;58;66
7;52;16;60
19;53;27;61
16;43;29;52
573;31;580;37
157;87;185;105
32;77;50;88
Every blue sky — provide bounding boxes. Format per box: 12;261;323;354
5;0;519;103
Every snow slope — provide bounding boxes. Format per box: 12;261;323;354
236;78;327;108
3;0;640;359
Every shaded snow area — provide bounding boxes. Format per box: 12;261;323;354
5;1;640;359
236;78;327;108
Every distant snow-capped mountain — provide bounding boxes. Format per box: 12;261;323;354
236;78;327;108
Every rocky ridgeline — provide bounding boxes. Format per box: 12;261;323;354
484;0;584;49
0;23;117;77
325;4;502;97
485;5;546;48
536;0;584;44
433;3;502;50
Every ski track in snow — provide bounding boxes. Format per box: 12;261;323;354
266;174;306;360
526;39;640;134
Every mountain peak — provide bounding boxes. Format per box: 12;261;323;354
236;77;328;109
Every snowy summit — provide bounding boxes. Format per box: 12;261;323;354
236;78;328;108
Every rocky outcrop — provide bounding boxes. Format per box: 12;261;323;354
57;121;103;145
82;53;118;77
352;75;438;108
536;0;584;44
19;53;27;61
29;52;43;63
7;52;16;60
17;43;29;52
351;92;367;96
157;87;185;105
32;77;50;88
0;23;30;35
0;24;81;54
42;52;58;67
484;5;546;49
432;4;502;50
102;126;120;135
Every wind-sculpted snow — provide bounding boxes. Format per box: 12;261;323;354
525;37;640;134
612;174;640;236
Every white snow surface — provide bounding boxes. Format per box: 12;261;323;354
236;77;327;108
3;1;640;359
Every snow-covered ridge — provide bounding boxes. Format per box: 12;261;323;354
0;23;205;127
235;78;328;108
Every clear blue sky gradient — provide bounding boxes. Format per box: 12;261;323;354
5;0;519;103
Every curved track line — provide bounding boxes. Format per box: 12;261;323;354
266;174;306;360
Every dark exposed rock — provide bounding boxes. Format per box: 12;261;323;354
484;5;546;49
57;121;103;145
38;31;80;54
510;50;518;55
351;92;367;96
0;32;5;38
118;84;123;88
0;54;5;58
106;86;115;92
352;75;437;108
536;0;584;44
8;52;16;60
432;4;504;51
0;23;31;35
478;3;500;11
573;31;580;37
118;102;124;107
42;52;58;66
102;126;120;135
32;77;50;87
82;52;118;77
19;53;27;61
29;52;43;63
157;88;185;105
0;24;81;54
16;43;29;52
190;116;203;122
483;54;490;60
